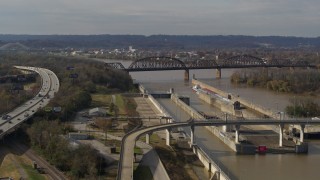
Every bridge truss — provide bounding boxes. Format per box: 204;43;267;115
105;55;315;71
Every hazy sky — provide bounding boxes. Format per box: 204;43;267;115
0;0;319;37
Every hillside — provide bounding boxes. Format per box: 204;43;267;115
0;35;319;50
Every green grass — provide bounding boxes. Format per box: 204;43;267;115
133;165;153;180
0;161;16;175
115;94;126;114
134;146;143;155
140;134;161;144
22;164;46;180
91;94;112;107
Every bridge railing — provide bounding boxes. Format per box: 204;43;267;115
193;145;231;180
116;121;143;180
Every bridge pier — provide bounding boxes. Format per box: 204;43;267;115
190;125;196;146
184;69;189;81
235;125;240;144
279;124;284;147
222;113;231;132
166;129;171;146
300;124;305;143
216;68;221;79
146;133;152;144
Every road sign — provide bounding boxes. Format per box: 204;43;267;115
66;66;75;70
69;73;78;78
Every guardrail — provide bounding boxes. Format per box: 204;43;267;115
0;67;55;138
193;145;231;180
116;121;143;180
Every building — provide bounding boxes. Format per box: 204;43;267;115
89;107;107;117
68;132;88;140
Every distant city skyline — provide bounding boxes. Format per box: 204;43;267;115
0;0;319;37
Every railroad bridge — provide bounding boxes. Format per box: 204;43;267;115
105;55;315;80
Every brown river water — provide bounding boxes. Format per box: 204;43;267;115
103;59;320;180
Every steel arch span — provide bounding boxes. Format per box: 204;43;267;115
128;56;186;71
221;55;265;67
105;62;126;69
185;59;219;69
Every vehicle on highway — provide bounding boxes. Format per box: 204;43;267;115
2;115;11;120
24;113;29;117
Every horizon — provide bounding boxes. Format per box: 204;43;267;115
0;34;319;39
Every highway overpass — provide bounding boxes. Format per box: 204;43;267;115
117;118;320;180
0;66;59;138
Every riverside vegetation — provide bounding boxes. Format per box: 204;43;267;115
230;68;320;117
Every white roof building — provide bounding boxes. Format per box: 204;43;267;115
89;107;107;117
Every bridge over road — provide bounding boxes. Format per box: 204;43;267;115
117;118;320;180
105;55;316;80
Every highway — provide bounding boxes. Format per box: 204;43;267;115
0;66;60;138
117;118;320;180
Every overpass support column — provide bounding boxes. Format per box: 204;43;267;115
190;125;196;146
279;124;284;147
222;113;230;132
166;129;171;146
235;125;240;144
184;69;189;81
216;68;221;79
300;124;305;143
146;133;152;144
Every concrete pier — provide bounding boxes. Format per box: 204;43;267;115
184;69;189;81
146;133;151;144
190;125;196;146
216;68;221;79
300;125;305;143
166;129;171;146
235;125;240;144
222;113;231;132
279;124;284;147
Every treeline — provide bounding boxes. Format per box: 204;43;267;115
230;68;320;93
1;34;320;49
285;98;320;117
231;68;320;117
27;120;105;178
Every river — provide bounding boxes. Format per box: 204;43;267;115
102;59;320;180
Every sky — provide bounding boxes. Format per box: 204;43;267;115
0;0;319;37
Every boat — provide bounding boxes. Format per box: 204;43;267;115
192;84;201;92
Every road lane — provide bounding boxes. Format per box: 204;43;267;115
0;66;60;138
